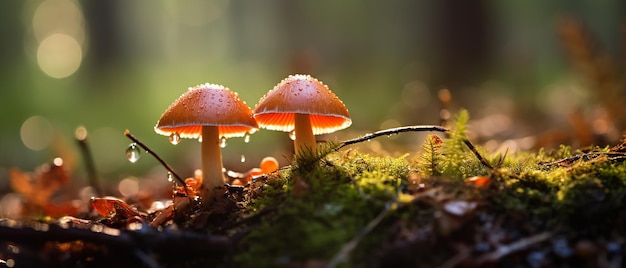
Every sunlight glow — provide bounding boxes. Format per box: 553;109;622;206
37;34;83;78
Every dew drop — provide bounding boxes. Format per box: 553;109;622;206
289;130;296;141
367;139;371;142
198;136;203;143
125;143;140;163
220;137;227;148
167;172;173;183
169;132;181;145
240;154;246;163
244;132;251;143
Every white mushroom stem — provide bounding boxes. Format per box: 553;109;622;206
201;125;226;204
294;113;316;155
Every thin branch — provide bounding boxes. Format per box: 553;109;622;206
477;232;552;264
0;221;231;262
337;125;449;150
328;202;392;268
75;126;102;196
327;188;438;267
463;139;494;170
124;130;185;187
539;151;626;167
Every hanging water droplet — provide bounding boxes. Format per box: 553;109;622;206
125;143;140;163
244;132;251;143
220;137;227;148
169;132;180;145
367;139;371;142
240;154;246;163
198;136;203;142
167;172;173;183
289;130;296;141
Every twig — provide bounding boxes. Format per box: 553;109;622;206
477;232;552;264
463;139;494;170
349;176;368;201
123;130;186;188
0;220;231;264
75;126;102;196
150;196;191;227
539;151;626;167
337;125;449;150
0;220;134;249
328;202;393;268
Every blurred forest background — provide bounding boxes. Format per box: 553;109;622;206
0;0;624;194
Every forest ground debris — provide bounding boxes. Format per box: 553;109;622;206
3;110;626;267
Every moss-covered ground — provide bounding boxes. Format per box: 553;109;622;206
228;110;626;267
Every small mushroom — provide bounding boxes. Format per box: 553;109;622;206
260;156;279;173
155;83;258;205
253;74;351;154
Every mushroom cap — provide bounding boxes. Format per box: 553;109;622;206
253;74;351;135
155;83;258;139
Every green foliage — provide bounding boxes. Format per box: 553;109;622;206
415;135;444;176
414;109;486;179
439;109;470;178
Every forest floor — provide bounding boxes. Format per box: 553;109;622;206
2;110;626;268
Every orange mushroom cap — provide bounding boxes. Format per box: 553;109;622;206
253;74;351;135
155;83;258;139
260;156;279;173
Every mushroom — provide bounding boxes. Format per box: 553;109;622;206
155;83;258;204
259;156;279;173
253;74;351;154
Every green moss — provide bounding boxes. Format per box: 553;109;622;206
234;145;413;267
229;111;626;266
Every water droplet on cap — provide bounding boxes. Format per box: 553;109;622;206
289;130;296;141
244;132;251;143
125;143;140;163
169;132;181;145
220;137;227;148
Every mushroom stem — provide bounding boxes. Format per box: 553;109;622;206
201;125;226;204
294;113;316;155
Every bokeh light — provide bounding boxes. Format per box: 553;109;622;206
0;193;23;218
118;177;139;197
31;0;86;79
32;0;85;44
37;33;83;78
20;115;54;151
